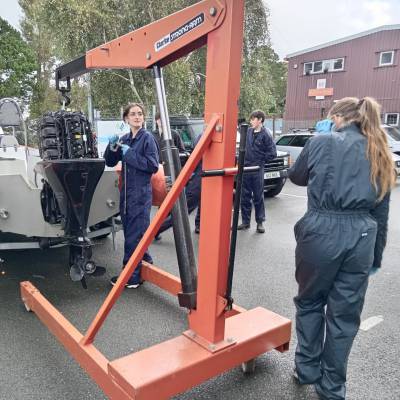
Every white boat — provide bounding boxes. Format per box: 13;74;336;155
0;98;120;283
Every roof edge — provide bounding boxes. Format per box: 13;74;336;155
286;24;400;59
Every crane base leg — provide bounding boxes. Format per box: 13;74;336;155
21;273;290;400
109;307;290;399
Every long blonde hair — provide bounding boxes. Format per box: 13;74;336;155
328;97;395;200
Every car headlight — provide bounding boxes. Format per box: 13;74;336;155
283;156;289;166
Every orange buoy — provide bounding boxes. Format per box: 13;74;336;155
151;164;167;206
115;163;167;206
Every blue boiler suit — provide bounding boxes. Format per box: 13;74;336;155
240;127;276;225
288;123;390;400
104;128;159;283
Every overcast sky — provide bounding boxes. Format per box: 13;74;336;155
266;0;400;58
1;0;399;59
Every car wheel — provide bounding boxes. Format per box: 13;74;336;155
264;178;286;198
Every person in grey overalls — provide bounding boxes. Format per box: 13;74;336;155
288;97;395;399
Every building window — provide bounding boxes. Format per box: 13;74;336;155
333;58;344;71
379;51;394;66
304;63;313;74
313;61;323;73
385;113;399;126
304;58;344;75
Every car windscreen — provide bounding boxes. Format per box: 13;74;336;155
276;135;294;145
170;122;205;150
385;126;400;141
191;123;204;139
170;124;194;148
290;135;312;147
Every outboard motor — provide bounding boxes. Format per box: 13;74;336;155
35;110;105;287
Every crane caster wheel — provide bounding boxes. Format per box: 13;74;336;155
241;358;256;374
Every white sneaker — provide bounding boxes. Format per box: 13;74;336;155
110;276;142;289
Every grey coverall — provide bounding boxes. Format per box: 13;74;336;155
288;123;390;400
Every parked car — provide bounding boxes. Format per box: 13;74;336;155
383;124;400;156
276;129;400;177
262;150;290;197
169;116;204;151
275;132;314;165
393;152;400;176
169;116;290;197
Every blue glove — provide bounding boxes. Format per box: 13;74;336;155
315;119;333;134
108;134;119;145
121;144;130;156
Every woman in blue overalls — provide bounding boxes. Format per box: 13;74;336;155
289;97;395;399
104;103;159;288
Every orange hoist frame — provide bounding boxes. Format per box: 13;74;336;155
21;1;291;399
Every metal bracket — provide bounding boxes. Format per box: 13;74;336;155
204;113;224;143
183;329;236;353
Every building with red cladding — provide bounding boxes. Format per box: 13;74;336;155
283;25;400;131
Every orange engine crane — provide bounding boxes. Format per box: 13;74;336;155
20;1;291;398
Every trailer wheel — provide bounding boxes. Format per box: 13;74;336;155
241;358;256;374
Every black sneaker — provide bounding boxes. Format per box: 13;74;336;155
110;276;142;289
154;233;162;241
194;226;200;234
256;222;265;233
237;223;250;230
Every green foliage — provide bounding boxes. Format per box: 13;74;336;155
239;0;287;119
19;0;59;117
0;17;37;104
19;0;286;121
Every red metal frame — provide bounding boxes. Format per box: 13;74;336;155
21;1;291;398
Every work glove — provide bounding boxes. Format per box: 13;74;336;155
108;134;119;151
121;144;130;157
315;119;333;134
108;134;119;145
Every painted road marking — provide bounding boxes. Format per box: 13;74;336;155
360;315;384;331
280;193;308;199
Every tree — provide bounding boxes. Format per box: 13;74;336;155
32;0;203;117
19;0;59;118
19;0;286;120
239;0;287;119
0;17;37;105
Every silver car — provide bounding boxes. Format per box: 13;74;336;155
276;130;400;176
275;132;313;165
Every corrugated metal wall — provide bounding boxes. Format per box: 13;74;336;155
283;29;400;131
